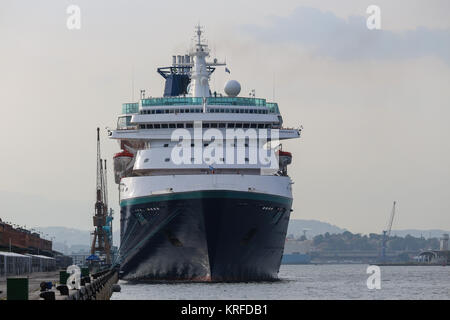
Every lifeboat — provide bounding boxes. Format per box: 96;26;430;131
276;150;292;175
277;150;292;166
113;150;134;183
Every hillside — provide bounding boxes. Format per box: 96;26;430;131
37;226;119;254
287;219;347;238
36;221;449;254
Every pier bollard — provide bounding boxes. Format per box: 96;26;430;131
40;291;55;300
78;287;86;300
40;281;53;292
56;284;69;296
7;278;29;300
112;284;121;293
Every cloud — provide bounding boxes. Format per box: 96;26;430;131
241;6;450;63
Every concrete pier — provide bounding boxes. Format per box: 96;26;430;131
1;268;119;300
0;271;59;300
50;268;119;300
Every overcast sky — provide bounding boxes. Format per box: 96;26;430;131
0;0;449;235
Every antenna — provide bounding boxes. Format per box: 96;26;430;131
131;65;135;102
272;72;275;101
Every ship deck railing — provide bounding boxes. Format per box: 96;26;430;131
132;97;280;113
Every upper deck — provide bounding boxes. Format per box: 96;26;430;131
110;27;299;143
121;97;280;114
111;96;299;141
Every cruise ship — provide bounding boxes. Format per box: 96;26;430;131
109;27;301;281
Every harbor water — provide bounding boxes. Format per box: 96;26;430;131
111;264;450;300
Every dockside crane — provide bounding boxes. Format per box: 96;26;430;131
381;201;397;262
104;159;114;251
90;128;112;265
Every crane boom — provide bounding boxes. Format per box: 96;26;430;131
386;201;396;238
381;201;397;262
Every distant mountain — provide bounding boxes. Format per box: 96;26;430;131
37;226;119;255
37;222;449;254
287;219;347;238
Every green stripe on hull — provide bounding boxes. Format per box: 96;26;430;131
120;190;292;207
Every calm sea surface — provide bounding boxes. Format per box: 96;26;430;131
111;264;450;300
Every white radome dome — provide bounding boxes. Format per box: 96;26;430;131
224;80;241;97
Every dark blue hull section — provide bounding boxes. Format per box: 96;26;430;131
118;190;292;281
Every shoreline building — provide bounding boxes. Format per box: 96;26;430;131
418;234;450;264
